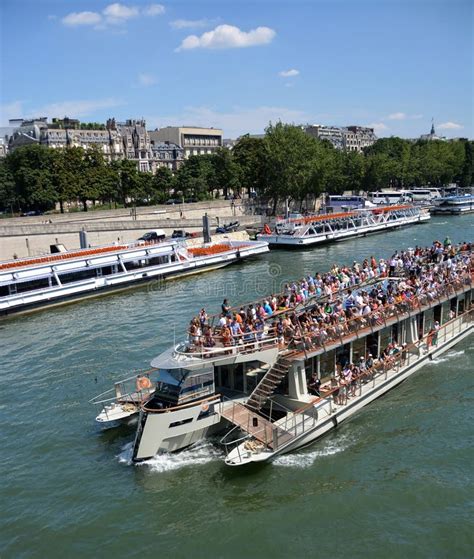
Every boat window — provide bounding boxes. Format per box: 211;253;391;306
335;343;350;369
320;349;336;381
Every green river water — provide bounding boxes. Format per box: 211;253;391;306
1;215;473;558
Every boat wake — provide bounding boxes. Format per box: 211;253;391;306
273;433;353;468
117;440;223;472
430;349;465;365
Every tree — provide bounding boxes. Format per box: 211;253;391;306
176;155;215;199
262;122;322;212
232;135;267;197
210;148;241;198
0;159;17;213
5;144;57;211
151;167;175;202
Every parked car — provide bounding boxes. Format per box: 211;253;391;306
165;199;180;205
138;229;166;243
21;210;43;216
171;230;200;239
215;221;240;234
184;197;198;203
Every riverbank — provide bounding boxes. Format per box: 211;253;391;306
0;200;263;260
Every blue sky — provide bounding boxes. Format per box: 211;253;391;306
1;0;472;139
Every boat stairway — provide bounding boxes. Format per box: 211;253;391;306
220;401;294;449
244;355;292;413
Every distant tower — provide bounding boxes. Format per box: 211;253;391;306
430;118;435;135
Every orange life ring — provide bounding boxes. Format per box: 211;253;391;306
201;402;209;412
136;376;152;391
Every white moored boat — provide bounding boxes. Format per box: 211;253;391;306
432;195;474;215
122;242;472;466
256;205;430;247
0;238;269;317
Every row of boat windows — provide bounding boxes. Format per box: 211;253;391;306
1;254;175;297
309;296;470;382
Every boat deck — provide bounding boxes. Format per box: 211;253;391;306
221;402;293;449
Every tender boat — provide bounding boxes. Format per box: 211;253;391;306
0;237;269;317
256;205;430;247
432;194;474;215
122;242;472;465
91;370;157;425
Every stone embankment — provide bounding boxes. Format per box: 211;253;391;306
0;200;264;260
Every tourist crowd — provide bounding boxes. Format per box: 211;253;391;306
186;239;472;360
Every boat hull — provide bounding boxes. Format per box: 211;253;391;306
225;313;473;465
0;242;269;318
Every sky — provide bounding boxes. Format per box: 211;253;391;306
0;0;472;139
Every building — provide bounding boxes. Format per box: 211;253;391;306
343;126;377;152
9;116;124;161
304;124;377;152
304;125;345;150
420;119;446;141
150;140;184;171
107;118;153;172
149;126;223;158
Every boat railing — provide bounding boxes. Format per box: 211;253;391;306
174;334;280;360
202;248;473;327
89;370;156;409
180;267;472;362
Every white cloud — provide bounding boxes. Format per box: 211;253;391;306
146;105;312;138
61;3;163;29
103;3;139;24
387;112;407;120
176;24;276;51
387;112;423;121
33;98;123;119
62;11;102;26
366;122;389;134
438;121;463;130
170;18;215;30
143;4;165;16
138;73;157;86
279;69;299;78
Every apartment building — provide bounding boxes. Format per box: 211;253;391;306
149;126;223;158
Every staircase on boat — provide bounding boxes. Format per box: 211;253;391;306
244;355;292;413
219;355;297;450
220;401;294;449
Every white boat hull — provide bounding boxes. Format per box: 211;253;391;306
225;314;473;465
258;213;429;247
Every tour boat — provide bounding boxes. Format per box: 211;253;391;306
256;205;430;247
0;238;269;317
432;195;474;215
125;245;473;465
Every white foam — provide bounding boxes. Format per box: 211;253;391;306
273;434;352;468
430;349;465;364
117;441;134;465
118;440;223;472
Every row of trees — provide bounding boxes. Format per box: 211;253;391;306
0;123;472;214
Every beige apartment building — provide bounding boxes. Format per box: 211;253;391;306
149;126;223;158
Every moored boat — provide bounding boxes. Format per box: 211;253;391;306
123;241;472;465
256;205;430;247
432;194;474;215
0;237;269;317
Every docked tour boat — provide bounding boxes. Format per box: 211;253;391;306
124;244;472;466
257;205;430;247
432;194;474;215
0;238;269;317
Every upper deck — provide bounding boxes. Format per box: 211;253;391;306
161;242;473;367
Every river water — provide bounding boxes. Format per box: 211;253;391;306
1;215;473;558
